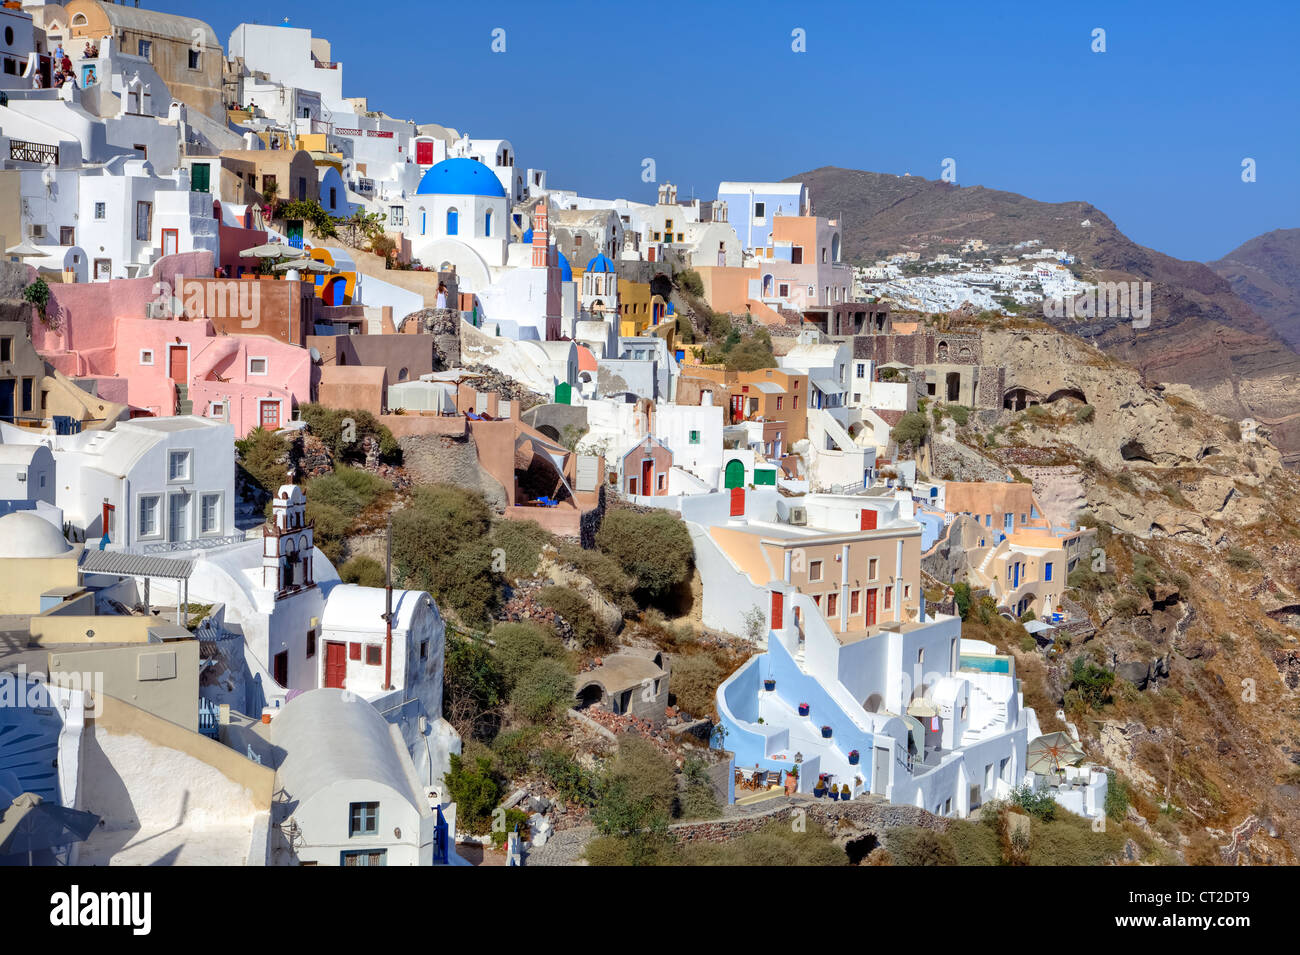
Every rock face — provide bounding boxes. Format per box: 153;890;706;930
1208;228;1300;351
398;432;507;511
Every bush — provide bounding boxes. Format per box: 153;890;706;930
591;736;677;838
1225;546;1258;570
509;657;574;724
339;555;386;587
443;633;505;740
492;621;565;690
886;826;957;866
678;756;721;821
443;754;504;835
557;541;634;611
393;485;500;625
676;269;704;297
949;405;970;427
491;519;553;579
299;403;400;464
669;653;722;719
953;581;972;620
537;746;598;807
1105;771;1131;821
683;821;847;866
1011;784;1058;821
723;330;777;371
891;411;930;450
1068;565;1108;593
1075;404;1095;424
491;726;543;779
1069;657;1115;709
235;427;290;496
1112;594;1142;617
947;815;1004;866
537;585;607;649
306;466;391;519
22;277;51;321
595;509;694;601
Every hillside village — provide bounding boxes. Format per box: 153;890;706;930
0;1;1297;869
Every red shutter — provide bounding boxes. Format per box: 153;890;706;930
348;642;361;661
730;487;744;517
860;509;877;531
770;590;783;629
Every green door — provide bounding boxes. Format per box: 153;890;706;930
724;459;745;489
555;382;572;405
189;162;211;193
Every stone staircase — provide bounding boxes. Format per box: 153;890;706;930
175;382;193;415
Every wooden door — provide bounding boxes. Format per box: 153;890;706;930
324;642;347;689
866;588;878;627
168;345;187;382
273;650;289;687
729;486;744;517
770;590;783;629
641;459;653;495
260;400;280;429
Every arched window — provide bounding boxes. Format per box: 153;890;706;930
485;210;492;237
446;207;458;236
71;12;88;25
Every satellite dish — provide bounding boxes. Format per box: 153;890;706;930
308;347;321;363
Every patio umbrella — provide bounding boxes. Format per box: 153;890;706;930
5;240;48;258
273;258;331;272
239;242;297;259
1026;731;1085;776
0;792;100;865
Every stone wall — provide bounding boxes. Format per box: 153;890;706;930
669;797;945;845
398;431;507;510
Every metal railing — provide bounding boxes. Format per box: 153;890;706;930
127;534;248;555
11;139;59;164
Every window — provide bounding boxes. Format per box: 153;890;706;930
306;627;317;658
776;396;783;411
868;558;878;580
348;802;379;837
446;208;458;235
883;586;892;610
420;640;428;660
827;593;838;617
809;560;823;582
200;493;221;534
329;187;337;208
138;495;161;537
484;210;492;236
792;396;799;410
248;356;268;376
389;206;403;227
21;378;33;412
0;338;9;362
689;430;700;445
139;349;154;366
904;584;912;599
168;449;191;482
341;849;386;866
754;201;765;220
135;201;152;241
778;283;789;297
917;648;925;665
209;401;225;418
137;39;152;59
856;363;866;379
365;644;382;666
1045;562;1054;582
297;176;307;200
188;49;200;70
850;590;860;614
60;226;75;246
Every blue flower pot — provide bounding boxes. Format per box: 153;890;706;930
821;726;833;739
764;679;776;692
848;751;860;765
829;789;841;801
798;704;810;717
814;787;826;799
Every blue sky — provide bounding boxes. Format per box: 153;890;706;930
168;0;1297;261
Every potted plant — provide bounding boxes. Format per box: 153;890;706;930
840;783;852;800
785;765;798;795
821;725;833;739
848;749;860;765
764;677;776;691
813;775;827;798
798;702;810;717
829;784;840;801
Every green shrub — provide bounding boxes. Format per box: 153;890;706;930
443;754;504;835
668;653;722;719
676;269;704;297
299;403;400;464
1069;657;1115;709
443;633;505;740
491;726;543;779
1105;771;1131;821
22;277;51;321
393;485;500;624
492;621;565;690
949;405;970;427
1011;784;1058;821
886;826;957;865
557;541;635;611
509;657;574;724
305;466;391;519
947;815;1004;866
537;585;607;649
339;555;386;587
953;581;973;620
1225;546;1258;570
591;736;677;838
490;519;553;579
678;756;721;821
891;411;930;449
1112;594;1141;617
683;820;847;866
1075;404;1095;424
537;746;598;806
235;427;289;496
595;509;694;600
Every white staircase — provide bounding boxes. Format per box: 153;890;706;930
960;682;1009;745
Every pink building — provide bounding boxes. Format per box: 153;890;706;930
34;254;311;436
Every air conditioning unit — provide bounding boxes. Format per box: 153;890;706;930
788;506;807;526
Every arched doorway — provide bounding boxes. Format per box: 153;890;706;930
724;459;745;489
324;276;346;306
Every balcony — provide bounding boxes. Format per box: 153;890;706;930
10;139;59;165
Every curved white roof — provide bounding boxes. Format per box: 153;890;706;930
0;511;72;558
321;583;436;635
272;689;425;812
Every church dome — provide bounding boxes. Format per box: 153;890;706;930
415;158;507;198
0;512;73;558
556;250;573;282
585;253;615;273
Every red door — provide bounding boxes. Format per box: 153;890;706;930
416;140;433;165
260;400;280;429
168;345;187;382
866;588;878;627
641;459;654;495
860;509;877;531
324;642;347;689
770;590;783;629
729;487;744;517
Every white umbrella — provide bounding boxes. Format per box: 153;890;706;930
5;241;47;258
273;258;331;272
239;242;298;259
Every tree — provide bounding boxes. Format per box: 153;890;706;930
595;509;694;601
235;427;290;498
393;486;501;625
443;633;504;740
891;411;930;451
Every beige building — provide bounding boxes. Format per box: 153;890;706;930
66;0;225;121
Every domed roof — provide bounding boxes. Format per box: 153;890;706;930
0;512;73;558
521;227;533;244
585;252;615;273
556;249;573;283
416;158;507;198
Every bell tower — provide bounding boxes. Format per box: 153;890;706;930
263;484;315;595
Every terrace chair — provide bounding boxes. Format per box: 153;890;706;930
754;769;769;789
